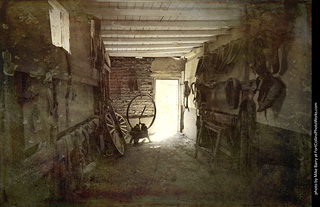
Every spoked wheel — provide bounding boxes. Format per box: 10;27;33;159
115;112;129;139
105;101;126;155
126;94;156;129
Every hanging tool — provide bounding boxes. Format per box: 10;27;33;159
183;81;191;111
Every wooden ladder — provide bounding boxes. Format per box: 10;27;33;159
195;120;225;173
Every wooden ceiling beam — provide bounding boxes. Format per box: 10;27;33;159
85;8;243;21
107;52;187;58
103;36;216;44
101;20;239;29
89;0;215;2
101;29;229;37
106;48;192;54
88;0;282;3
105;43;202;50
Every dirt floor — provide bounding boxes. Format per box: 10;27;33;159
52;133;301;207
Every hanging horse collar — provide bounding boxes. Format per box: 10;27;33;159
225;78;241;110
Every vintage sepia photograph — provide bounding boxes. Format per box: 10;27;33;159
0;0;313;206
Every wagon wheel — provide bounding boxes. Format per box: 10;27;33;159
126;94;156;129
115;112;129;138
105;101;126;155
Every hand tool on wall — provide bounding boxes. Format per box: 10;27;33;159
183;81;191;111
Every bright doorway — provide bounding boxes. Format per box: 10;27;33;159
152;79;179;141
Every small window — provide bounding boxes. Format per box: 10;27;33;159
48;0;70;53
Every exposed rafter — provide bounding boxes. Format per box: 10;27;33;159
101;29;229;37
103;37;216;44
88;0;285;3
85;8;243;21
83;0;246;58
104;43;202;50
101;20;239;29
107;47;193;57
107;48;192;53
107;52;187;57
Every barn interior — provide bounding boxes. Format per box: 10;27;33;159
0;0;312;206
